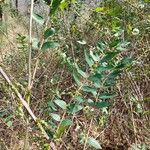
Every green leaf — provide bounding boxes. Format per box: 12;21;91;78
96;65;114;73
73;72;82;86
75;63;88;78
103;79;116;87
55;119;72;138
6;121;13;127
51;113;61;121
82;86;97;96
74;96;85;104
47;101;57;111
44;28;56;39
99;93;117;99
115;57;133;69
116;41;130;51
89;73;102;82
54;99;67;109
61;119;73;126
68;104;83;114
42;41;59;50
87;137;102;149
96;41;107;52
50;0;62;15
4;115;13;122
108;70;122;79
109;39;121;48
60;0;68;10
84;50;94;67
95;7;105;12
32;13;44;25
89;101;110;109
90;50;99;61
88;73;102;88
101;52;119;63
144;0;150;2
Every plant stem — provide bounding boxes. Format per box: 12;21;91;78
28;0;34;89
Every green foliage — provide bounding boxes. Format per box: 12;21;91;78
55;119;73;138
1;0;149;149
32;13;44;25
51;113;61;121
41;41;59;50
72;41;133;111
50;0;62;15
54;99;67;110
68;103;83;114
82;85;97;97
87;137;102;149
99;93;117;100
75;63;88;78
44;28;56;39
16;34;28;50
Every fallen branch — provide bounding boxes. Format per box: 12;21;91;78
0;66;49;140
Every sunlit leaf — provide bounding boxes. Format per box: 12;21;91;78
6;121;13;127
87;137;102;149
95;7;105;12
60;0;68;10
116;41;130;51
54;99;67;109
51;113;61;121
90;50;99;61
96;41;107;52
75;63;88;78
84;50;94;67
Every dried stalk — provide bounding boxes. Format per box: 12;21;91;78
0;67;49;139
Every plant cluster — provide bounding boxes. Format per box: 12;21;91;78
0;0;149;149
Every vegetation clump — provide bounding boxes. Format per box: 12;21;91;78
0;0;150;149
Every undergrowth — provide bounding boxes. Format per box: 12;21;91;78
0;0;150;149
